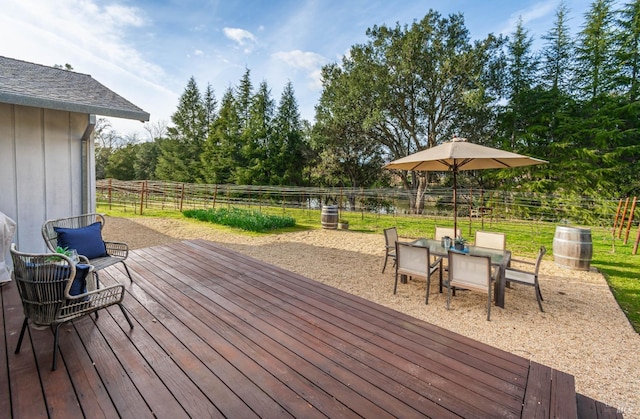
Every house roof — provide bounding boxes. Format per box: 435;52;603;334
0;56;150;121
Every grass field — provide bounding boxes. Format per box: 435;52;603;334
99;203;640;333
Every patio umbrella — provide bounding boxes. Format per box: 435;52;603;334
384;137;547;234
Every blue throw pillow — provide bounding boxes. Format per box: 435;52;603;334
54;222;107;260
70;263;90;298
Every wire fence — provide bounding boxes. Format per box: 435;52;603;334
96;179;629;229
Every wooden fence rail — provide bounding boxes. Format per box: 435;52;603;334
96;179;634;236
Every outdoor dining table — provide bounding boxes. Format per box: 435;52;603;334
411;238;512;308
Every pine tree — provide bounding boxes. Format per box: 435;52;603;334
157;76;207;182
616;0;640;100
236;81;275;184
541;2;574;94
272;81;306;185
501;18;539;149
201;88;240;184
574;0;617;101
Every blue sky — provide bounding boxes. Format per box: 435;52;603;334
1;0;597;138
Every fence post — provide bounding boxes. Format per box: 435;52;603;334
108;178;112;210
618;197;630;238
139;181;145;215
633;222;640;255
624;197;637;244
612;198;623;234
179;183;185;212
360;187;365;220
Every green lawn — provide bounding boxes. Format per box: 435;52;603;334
98;203;640;333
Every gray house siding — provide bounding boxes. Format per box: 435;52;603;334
0;102;94;252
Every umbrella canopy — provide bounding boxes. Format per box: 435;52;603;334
384;137;548;233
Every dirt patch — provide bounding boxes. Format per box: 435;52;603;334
102;216;639;416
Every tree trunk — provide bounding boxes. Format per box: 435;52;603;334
413;173;427;214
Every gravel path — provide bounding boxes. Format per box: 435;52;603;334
103;216;639;416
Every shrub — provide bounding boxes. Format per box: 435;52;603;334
183;207;295;232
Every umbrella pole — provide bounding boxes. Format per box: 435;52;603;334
453;169;457;236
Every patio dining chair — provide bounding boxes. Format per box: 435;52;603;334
474;231;506;250
434;226;461;281
434;226;461;241
10;244;133;370
504;246;546;312
394;241;442;304
446;251;498;320
42;213;133;283
382;227;398;273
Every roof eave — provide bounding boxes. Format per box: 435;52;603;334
0;92;150;122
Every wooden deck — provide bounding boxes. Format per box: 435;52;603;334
0;239;621;418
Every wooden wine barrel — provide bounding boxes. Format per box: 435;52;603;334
552;226;593;271
321;205;338;230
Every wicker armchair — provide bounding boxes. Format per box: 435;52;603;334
10;244;133;370
42;213;132;282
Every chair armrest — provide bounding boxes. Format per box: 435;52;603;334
65;283;125;305
510;257;535;265
104;241;129;258
505;267;531;275
430;255;443;269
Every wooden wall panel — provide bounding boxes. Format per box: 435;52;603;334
43;109;74;220
0;104;93;253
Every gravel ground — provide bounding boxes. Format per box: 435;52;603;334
103;216;639;416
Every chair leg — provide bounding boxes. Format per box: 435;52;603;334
14;318;28;354
535;285;544;312
52;323;63;371
446;283;452;310
119;304;134;329
425;275;431;305
122;261;134;282
382;255;389;273
393;272;399;294
487;289;492;321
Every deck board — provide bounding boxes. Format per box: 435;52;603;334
0;239;621;418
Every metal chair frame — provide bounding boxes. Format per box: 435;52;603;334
42;213;133;283
11;244;133;370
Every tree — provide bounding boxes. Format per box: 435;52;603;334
268;82;304;186
574;0;617;101
540;2;574;94
500;18;539;150
53;63;74;70
235;81;275;184
616;0;640;100
203;83;218;132
201;88;241;184
156;76;207;182
313;64;386;189
134;141;160;180
105;144;137;180
316;10;500;212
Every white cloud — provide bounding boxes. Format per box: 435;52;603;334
104;4;148;27
194;49;204;56
272;50;328;91
499;0;557;35
223;27;256;46
272;50;327;70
